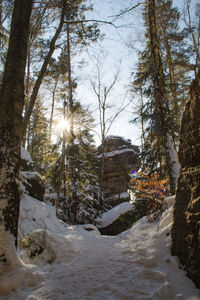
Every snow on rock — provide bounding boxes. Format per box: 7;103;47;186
105;135;131;144
19;172;45;202
21;147;32;165
98;148;136;158
110;191;130;199
1;194;200;299
44;192;57;205
96;201;134;228
20;171;40;180
18;193;68;238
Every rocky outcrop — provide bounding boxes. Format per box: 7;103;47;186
20;171;45;201
171;70;200;288
99;209;136;236
98;199;155;236
20;147;45;202
21;146;33;171
98;136;139;205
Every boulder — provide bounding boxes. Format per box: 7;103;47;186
171;70;200;288
98;136;140;204
21;146;33;171
20;147;45;202
98;199;154;236
20;171;45;202
98;209;136;236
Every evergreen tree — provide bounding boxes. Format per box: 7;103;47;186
131;0;190;185
55;102;104;224
23;0;101;142
183;0;200;75
27;97;54;175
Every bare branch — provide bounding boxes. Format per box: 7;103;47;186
109;2;144;19
64;19;117;27
105;92;132;135
104;66;120;97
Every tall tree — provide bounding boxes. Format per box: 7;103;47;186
23;0;67;137
23;0;100;145
183;0;200;75
27;97;52;174
54;102;103;224
147;0;180;193
0;0;33;274
90;58;130;188
131;0;182;190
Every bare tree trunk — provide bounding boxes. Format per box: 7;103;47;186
139;88;145;170
23;0;66;137
91;61;121;197
49;78;59;139
22;44;32;147
185;0;200;74
66;21;73;121
66;6;74;143
148;0;180;194
0;0;33;275
56;100;67;214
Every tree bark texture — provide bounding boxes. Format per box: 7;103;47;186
148;0;180;193
171;69;200;288
0;0;33;274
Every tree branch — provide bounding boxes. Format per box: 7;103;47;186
109;2;144;19
64;19;117;27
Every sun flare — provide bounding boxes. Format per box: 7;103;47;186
57;118;70;132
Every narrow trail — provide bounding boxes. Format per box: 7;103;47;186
4;206;199;300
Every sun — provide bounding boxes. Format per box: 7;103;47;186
57;118;70;132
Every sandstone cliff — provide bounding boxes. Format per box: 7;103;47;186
171;69;200;288
98;136;140;205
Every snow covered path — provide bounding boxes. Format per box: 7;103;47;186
1;196;200;300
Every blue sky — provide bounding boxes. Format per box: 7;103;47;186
72;0;196;146
75;0;144;146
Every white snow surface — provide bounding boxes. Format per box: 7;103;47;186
96;202;134;228
98;148;136;158
21;147;32;164
1;195;200;300
111;191;129;199
105;135;131;144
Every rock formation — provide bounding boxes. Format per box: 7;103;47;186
171;70;200;288
98;201;150;236
98;136;140;205
20;147;45;202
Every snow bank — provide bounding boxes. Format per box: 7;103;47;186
21;147;32;165
18;193;68;238
96;202;134;228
